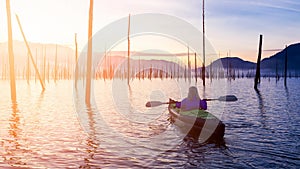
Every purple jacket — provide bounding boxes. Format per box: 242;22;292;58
176;99;207;110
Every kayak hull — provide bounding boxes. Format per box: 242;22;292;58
168;98;225;143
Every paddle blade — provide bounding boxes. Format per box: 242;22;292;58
145;101;166;107
218;95;238;102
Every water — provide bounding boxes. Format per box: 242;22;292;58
0;78;299;168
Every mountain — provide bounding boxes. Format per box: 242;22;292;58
0;40;75;66
2;40;299;74
108;58;184;72
207;43;300;72
208;57;256;70
261;43;300;70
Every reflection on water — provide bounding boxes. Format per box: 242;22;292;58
4;101;26;166
255;88;267;128
0;79;300;168
81;103;99;168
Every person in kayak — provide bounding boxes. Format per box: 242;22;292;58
175;86;207;111
174;86;208;142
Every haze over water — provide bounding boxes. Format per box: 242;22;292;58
0;78;299;168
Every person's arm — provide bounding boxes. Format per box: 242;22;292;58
200;100;207;110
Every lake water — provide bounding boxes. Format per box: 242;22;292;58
0;78;299;168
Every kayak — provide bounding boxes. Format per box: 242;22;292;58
168;98;225;143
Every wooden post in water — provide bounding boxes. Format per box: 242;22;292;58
16;15;45;90
4;64;7;80
284;45;288;87
127;14;131;85
109;52;112;79
47;61;49;83
103;49;106;80
35;49;37;83
210;61;213;81
43;47;46;83
75;33;78;74
226;52;229;78
75;33;79;88
187;46;191;83
254;34;263;90
149;64;152;80
194;52;197;83
54;45;58;82
138;56;141;80
275;60;278;82
85;0;94;104
1;56;4;80
6;0;17;101
202;0;206;86
173;62;176;79
22;66;25;80
177;61;180;80
184;65;187;82
68;55;70;79
27;52;30;84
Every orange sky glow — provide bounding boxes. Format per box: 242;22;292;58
0;0;299;63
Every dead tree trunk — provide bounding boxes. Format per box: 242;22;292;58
254;34;263;90
85;0;94;105
284;45;288;87
6;0;17;101
16;14;45;90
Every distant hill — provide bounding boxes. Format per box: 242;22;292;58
207;57;256;70
0;40;75;66
261;43;300;70
0;41;185;73
2;40;299;75
207;43;300;72
113;58;184;72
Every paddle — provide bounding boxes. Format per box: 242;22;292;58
145;95;238;107
145;101;170;107
204;95;238;102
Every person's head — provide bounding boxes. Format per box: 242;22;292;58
187;86;200;100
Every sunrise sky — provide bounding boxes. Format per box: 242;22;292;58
0;0;299;62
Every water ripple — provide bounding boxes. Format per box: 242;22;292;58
0;79;299;168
